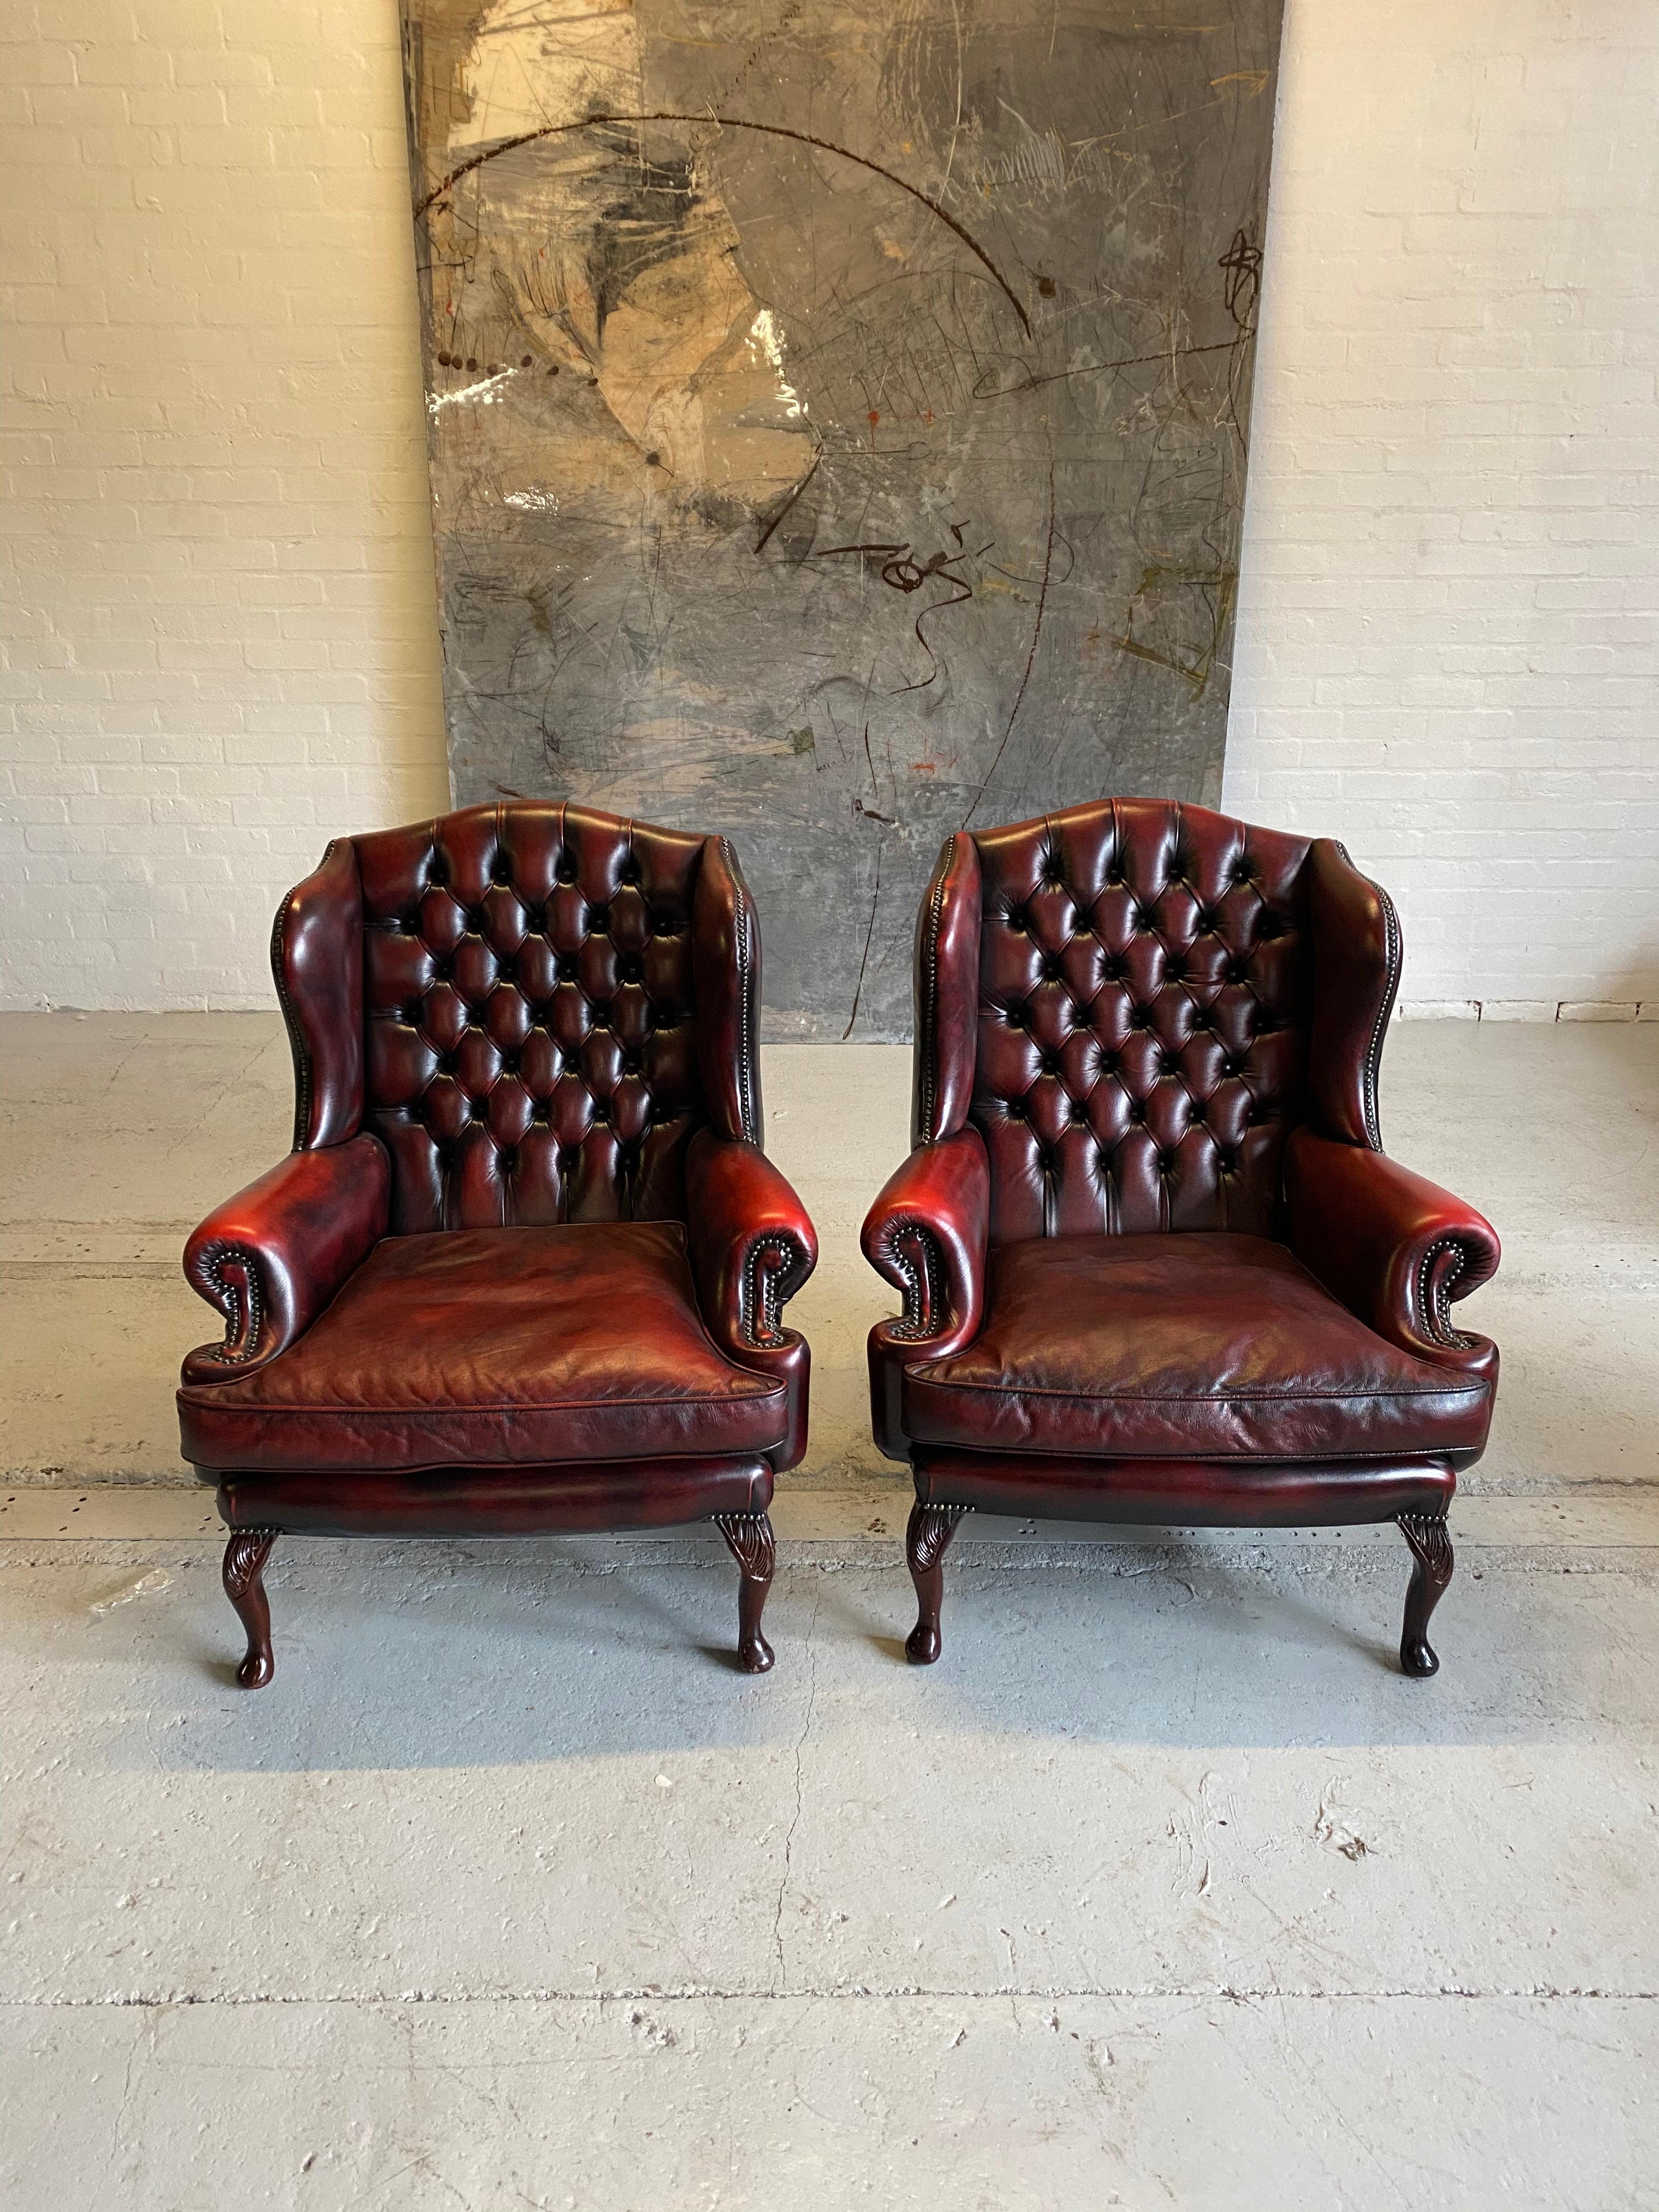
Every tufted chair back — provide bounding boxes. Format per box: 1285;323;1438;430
911;798;1401;1244
271;802;763;1234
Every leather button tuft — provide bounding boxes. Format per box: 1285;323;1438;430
498;1148;517;1174
1158;1152;1176;1175
588;904;611;933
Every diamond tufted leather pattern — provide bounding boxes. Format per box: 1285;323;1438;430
354;803;714;1234
967;800;1313;1242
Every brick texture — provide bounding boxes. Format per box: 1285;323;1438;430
0;0;449;1009
1224;0;1659;1015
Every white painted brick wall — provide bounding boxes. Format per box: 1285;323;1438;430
1225;0;1659;1019
0;0;449;1009
2;0;1655;1011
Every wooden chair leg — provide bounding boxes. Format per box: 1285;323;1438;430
715;1511;776;1674
1398;1513;1454;1677
222;1528;278;1688
905;1501;969;1664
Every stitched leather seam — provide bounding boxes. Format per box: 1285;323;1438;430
1418;1237;1476;1349
917;851;951;1143
178;1385;789;1413
1333;840;1400;1151
720;837;758;1145
904;1377;1488;1402
200;1245;263;1364
270;844;337;1153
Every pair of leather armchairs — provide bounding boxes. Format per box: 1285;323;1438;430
178;798;1498;1689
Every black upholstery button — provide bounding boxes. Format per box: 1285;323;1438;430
1166;960;1186;983
1158;1152;1176;1174
1221;1149;1240;1172
1128;1102;1146;1125
500;1049;520;1073
560;1149;579;1172
1069;1097;1089;1123
532;1101;550;1122
1007;1098;1025;1121
1198;909;1220;933
1008;906;1028;933
556;958;577;984
557;857;576;884
620;958;642;984
588;904;611;933
623;1052;641;1074
498;1148;517;1174
1190;1099;1208;1124
619;860;640;885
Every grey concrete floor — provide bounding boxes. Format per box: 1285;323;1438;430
2;1015;1657;2208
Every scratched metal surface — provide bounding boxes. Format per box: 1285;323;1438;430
398;0;1283;1038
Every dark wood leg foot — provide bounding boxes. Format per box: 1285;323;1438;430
715;1511;776;1674
223;1528;278;1689
905;1501;969;1664
1398;1513;1453;1677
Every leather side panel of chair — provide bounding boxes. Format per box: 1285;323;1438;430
1285;1128;1500;1383
274;837;364;1150
1306;838;1401;1148
685;1129;818;1471
180;1135;391;1386
912;832;983;1146
693;835;763;1146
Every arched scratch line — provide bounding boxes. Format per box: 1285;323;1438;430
962;454;1056;828
415;110;1033;340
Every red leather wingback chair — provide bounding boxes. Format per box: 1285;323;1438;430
862;799;1499;1674
179;802;816;1682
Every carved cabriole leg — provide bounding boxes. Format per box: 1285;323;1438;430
715;1511;776;1675
1398;1513;1454;1678
905;1500;970;1665
222;1528;278;1689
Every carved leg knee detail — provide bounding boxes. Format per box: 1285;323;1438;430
905;1501;969;1665
1398;1513;1454;1678
715;1511;776;1675
222;1528;278;1689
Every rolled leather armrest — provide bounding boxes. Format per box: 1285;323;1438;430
862;1126;990;1365
1284;1127;1500;1376
180;1135;391;1387
685;1129;818;1470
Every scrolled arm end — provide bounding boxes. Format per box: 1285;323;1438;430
1285;1127;1499;1373
179;1135;389;1389
685;1131;818;1472
861;1127;990;1359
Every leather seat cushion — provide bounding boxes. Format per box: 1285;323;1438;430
901;1232;1493;1460
178;1222;790;1472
